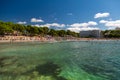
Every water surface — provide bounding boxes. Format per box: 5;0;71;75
0;41;120;80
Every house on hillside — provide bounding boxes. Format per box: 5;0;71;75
80;30;101;38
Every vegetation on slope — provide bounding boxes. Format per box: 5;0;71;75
0;21;79;37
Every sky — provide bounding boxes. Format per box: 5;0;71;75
1;0;120;32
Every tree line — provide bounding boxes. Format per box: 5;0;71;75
0;21;79;37
102;30;120;38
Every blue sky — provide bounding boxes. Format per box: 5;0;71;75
1;0;120;32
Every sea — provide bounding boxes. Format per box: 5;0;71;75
0;41;120;80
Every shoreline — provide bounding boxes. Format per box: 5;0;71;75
0;36;55;43
0;36;120;43
0;39;120;43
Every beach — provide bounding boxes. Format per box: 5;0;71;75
0;36;55;43
0;36;120;43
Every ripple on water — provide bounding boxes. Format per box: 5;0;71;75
0;41;120;80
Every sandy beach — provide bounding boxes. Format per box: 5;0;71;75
0;36;55;43
0;36;120;43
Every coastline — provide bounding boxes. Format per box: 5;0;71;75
0;36;54;43
0;36;120;43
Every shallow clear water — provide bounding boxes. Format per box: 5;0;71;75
0;41;120;80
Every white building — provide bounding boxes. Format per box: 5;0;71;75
80;30;101;38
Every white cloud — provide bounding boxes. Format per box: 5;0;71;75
17;21;27;24
32;23;65;28
31;18;44;23
88;21;98;26
70;21;97;28
31;21;99;32
67;21;99;32
32;24;41;27
45;23;65;28
94;12;110;18
67;27;99;33
99;20;108;23
67;27;80;32
105;20;120;28
100;20;120;29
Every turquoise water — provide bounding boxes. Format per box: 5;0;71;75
0;41;120;80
